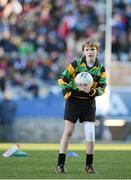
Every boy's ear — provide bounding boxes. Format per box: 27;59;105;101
97;48;100;55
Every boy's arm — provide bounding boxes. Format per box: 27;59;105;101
89;66;107;97
58;62;76;99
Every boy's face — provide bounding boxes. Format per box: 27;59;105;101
83;45;98;64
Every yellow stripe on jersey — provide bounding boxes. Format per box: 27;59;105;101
58;79;68;86
80;63;86;67
67;64;76;78
92;66;98;70
92;82;98;88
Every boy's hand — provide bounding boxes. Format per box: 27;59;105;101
76;83;91;93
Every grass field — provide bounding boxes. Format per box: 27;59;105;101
0;143;131;179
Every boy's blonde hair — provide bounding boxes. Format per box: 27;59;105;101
82;37;100;51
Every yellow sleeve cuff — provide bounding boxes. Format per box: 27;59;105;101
64;92;72;99
89;88;96;97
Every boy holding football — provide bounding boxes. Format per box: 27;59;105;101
56;37;107;173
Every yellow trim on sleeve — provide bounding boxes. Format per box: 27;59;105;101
64;92;72;99
89;89;96;97
101;72;107;78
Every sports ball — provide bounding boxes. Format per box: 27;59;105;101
75;72;93;87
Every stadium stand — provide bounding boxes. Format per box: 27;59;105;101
0;0;130;98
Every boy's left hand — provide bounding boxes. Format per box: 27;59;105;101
76;83;91;93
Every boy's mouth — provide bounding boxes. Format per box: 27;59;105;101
88;55;93;57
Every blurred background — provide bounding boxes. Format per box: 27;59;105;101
0;0;130;143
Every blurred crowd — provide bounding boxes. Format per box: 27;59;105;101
0;0;130;98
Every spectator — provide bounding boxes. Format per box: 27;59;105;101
0;69;6;92
0;90;17;142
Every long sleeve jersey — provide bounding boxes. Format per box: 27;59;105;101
58;57;107;99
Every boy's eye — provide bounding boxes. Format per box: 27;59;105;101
85;48;95;51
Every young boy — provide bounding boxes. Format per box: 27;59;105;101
56;37;107;173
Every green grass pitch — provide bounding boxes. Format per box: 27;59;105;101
0;143;131;179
